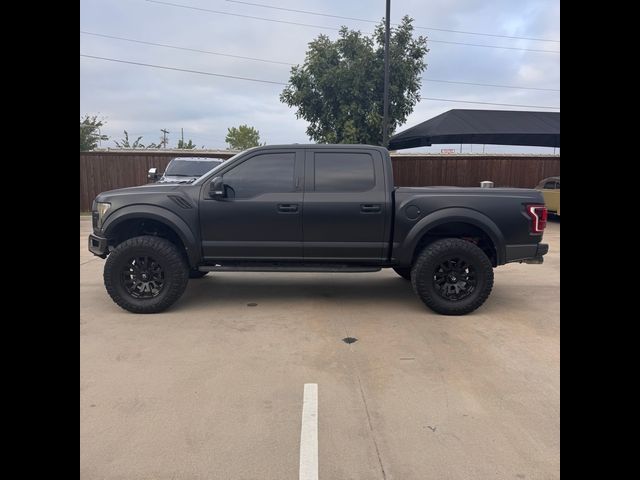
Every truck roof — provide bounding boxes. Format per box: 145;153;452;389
243;144;388;153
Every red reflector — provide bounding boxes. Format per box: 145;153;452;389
526;204;547;233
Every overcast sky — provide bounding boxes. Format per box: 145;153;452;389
80;0;559;153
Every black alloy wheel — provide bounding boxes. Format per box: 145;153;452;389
121;255;165;298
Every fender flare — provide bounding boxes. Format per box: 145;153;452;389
102;205;201;267
396;207;505;266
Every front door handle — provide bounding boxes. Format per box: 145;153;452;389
360;204;381;213
277;203;299;213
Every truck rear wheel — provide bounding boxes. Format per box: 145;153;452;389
393;267;412;280
103;235;189;313
411;238;494;315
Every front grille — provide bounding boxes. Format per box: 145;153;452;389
92;211;99;229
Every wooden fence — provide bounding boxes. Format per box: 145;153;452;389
80;150;560;211
80;150;236;211
390;155;560;188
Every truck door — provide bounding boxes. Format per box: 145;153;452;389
199;149;304;260
303;149;389;262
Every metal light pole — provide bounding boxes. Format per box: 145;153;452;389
382;0;391;148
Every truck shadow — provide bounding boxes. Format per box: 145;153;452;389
177;272;426;312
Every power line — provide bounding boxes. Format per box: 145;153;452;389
80;53;559;109
424;78;559;92
145;0;560;53
426;39;558;53
80;31;296;65
80;54;287;85
225;0;560;43
145;0;342;32
82;29;559;92
421;97;558;109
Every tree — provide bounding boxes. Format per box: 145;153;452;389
225;124;264;150
80;115;109;151
177;138;196;149
177;128;196;149
280;16;428;145
113;130;145;149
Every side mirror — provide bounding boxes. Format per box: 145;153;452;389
209;176;226;199
147;167;158;181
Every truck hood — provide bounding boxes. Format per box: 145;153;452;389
157;175;199;184
95;183;182;203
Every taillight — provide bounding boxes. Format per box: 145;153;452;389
526;204;547;234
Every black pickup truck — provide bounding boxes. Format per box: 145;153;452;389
89;144;548;315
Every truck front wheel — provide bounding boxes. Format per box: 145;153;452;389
103;235;189;313
411;238;494;315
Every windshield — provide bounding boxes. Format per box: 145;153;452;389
165;158;223;177
192;151;242;185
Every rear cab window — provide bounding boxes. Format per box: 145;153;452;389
313;152;376;192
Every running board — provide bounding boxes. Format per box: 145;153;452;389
199;263;381;273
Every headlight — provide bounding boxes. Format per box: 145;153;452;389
96;202;111;227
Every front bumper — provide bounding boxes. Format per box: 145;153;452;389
88;233;108;258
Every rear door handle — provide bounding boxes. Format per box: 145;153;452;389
360;204;381;213
277;203;299;213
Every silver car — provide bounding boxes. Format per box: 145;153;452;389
148;157;224;184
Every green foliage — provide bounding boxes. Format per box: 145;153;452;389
80;115;109;151
177;138;196;149
113;130;146;149
280;16;428;145
225;124;264;150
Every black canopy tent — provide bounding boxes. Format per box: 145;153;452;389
388;109;560;150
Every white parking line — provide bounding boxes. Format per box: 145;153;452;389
299;383;318;480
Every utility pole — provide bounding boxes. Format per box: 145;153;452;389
161;129;169;148
181;128;184;146
382;0;391;148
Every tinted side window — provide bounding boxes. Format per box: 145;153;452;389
314;153;375;192
223;153;295;199
544;181;556;189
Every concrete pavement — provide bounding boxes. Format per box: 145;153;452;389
80;218;560;479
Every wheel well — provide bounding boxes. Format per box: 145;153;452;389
107;218;187;259
413;222;498;267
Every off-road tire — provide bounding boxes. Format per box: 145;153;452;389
411;238;494;315
104;235;189;313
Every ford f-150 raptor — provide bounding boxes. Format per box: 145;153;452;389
88;144;548;315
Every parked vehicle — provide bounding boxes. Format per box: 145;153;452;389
148;157;224;184
535;176;560;216
89;144;548;316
